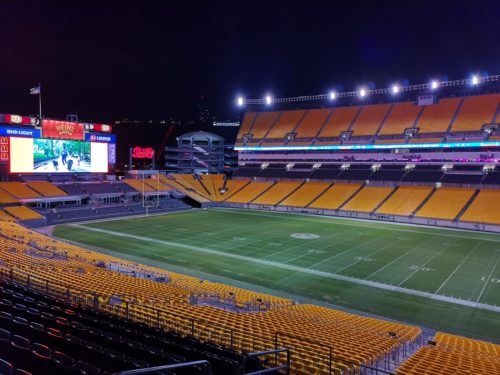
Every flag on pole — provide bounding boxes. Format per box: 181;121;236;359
29;85;41;95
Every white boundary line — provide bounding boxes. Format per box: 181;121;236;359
69;223;500;313
214;208;500;242
476;257;500;303
433;241;482;295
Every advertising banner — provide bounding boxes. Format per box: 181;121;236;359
85;133;116;143
0;137;9;161
0;126;41;138
1;114;39;126
42;119;84;140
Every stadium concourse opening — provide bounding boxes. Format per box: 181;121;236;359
1;46;500;375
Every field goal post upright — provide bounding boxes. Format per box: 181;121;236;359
130;147;158;215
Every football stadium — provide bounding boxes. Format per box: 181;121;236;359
1;2;500;375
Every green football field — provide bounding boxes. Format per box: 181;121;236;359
53;208;500;341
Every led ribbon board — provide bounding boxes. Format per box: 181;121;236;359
235;141;500;152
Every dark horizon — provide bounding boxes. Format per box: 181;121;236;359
0;0;499;125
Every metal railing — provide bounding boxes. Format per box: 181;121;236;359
113;360;211;375
242;348;290;375
0;263;411;375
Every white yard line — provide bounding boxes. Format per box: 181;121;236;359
397;246;448;287
69;224;500;313
433;241;482;295
215;208;500;242
475;257;500;303
364;237;436;280
333;240;400;274
308;231;394;269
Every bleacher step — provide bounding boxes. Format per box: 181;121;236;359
454;188;481;222
372;185;399;213
305;182;334;207
411;187;437;216
275;181;306;206
337;183;365;210
248;181;278;204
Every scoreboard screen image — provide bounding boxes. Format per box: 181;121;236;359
10;137;108;173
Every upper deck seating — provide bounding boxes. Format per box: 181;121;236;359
265;110;305;140
379;102;421;135
414;97;461;133
317;107;361;138
349;103;391;136
294;109;332;138
451;93;500;132
249;112;281;139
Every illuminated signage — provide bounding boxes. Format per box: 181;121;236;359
1;114;39;126
86;133;116;143
0;126;41;138
42;119;84;140
235;141;500;152
131;147;154;159
0;137;9;161
84;123;113;133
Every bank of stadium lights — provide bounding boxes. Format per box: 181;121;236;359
236;96;244;106
239;74;500;105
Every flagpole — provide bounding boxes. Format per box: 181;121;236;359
38;82;42;120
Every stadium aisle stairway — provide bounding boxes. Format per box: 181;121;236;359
345;103;391;136
414;97;461;134
415;187;476;220
0;183;40;199
265;110;305;140
308;183;362;210
459;189;500;225
340;186;394;213
376;186;434;216
278;182;331;207
318;107;360;138
224;181;274;203
158;175;211;203
293;109;332;139
450;93;500;132
378;102;421;135
251;181;302;205
123;179;156;193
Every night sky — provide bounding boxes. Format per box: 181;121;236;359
0;1;499;128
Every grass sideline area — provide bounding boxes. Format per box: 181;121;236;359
53;208;500;341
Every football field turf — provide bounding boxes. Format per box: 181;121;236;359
53;208;500;341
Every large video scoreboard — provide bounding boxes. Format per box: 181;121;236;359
0;114;116;174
